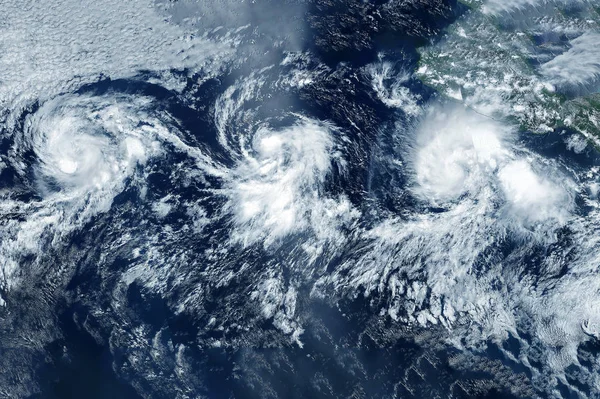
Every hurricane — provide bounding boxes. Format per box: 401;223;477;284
2;0;600;398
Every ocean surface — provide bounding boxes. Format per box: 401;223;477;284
1;0;600;398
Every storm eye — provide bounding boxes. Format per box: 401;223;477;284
23;95;154;196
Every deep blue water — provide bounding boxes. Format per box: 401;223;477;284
3;0;596;398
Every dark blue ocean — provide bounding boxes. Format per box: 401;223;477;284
1;0;600;398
